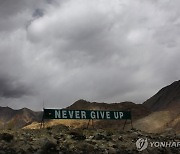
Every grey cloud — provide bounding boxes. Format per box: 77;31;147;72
32;9;44;18
0;0;52;32
0;76;31;98
0;0;26;18
24;0;180;104
0;0;180;110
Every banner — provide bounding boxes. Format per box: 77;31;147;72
43;109;131;120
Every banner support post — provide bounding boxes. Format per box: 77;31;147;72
87;119;94;129
40;108;45;129
122;110;133;130
131;118;133;129
123;119;127;130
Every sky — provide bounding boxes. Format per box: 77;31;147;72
0;0;180;110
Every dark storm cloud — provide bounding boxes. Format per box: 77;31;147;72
32;9;44;18
0;0;51;32
0;77;31;98
0;0;180;110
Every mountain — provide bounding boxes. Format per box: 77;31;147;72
67;99;150;120
143;80;180;111
0;107;42;129
134;81;180;133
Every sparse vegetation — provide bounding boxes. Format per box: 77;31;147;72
0;125;179;154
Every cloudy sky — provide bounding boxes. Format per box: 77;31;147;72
0;0;180;110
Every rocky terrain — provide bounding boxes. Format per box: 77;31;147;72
0;107;42;129
0;125;180;154
136;80;180;133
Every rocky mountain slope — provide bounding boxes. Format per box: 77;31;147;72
134;110;180;133
143;80;180;111
0;107;42;129
134;81;180;133
67;99;151;120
